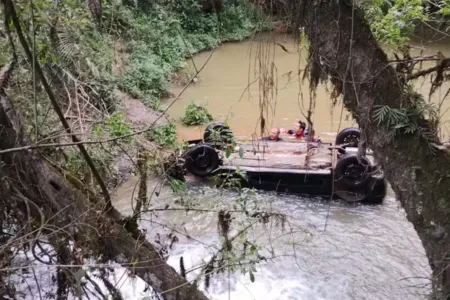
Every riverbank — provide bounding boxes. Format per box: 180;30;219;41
107;1;275;190
0;1;276;195
115;1;273;111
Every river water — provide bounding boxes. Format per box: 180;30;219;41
163;32;450;142
111;32;450;299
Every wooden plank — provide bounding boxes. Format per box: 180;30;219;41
234;141;332;155
223;149;333;171
220;165;332;175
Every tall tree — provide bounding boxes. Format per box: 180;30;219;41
3;0;450;298
291;0;450;297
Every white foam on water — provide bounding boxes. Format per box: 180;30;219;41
8;244;158;300
165;241;346;300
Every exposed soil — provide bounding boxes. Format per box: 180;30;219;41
108;39;169;192
114;89;166;130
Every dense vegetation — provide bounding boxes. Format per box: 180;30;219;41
3;0;450;299
0;1;271;299
0;0;270;189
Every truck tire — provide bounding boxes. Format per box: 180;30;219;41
184;144;220;178
335;127;361;148
203;122;234;146
334;153;371;190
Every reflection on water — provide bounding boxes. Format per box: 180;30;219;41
112;176;431;300
162;32;450;142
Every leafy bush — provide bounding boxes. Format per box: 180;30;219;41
365;0;426;46
117;0;265;110
181;102;214;125
94;112;132;142
148;123;178;147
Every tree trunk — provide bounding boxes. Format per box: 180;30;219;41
0;64;208;300
293;0;450;297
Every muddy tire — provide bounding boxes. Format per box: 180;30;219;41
335;127;360;148
334;153;371;190
203;122;234;146
184;144;220;178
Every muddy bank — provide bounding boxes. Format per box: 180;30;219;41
109;40;170;191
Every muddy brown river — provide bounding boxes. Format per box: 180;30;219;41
163;32;450;142
112;33;450;299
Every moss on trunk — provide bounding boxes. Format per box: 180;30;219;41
292;0;450;296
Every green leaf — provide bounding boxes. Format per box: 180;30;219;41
226;146;232;158
249;271;255;282
239;146;244;159
441;7;450;16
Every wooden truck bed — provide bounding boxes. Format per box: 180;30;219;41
221;141;335;175
218;140;377;175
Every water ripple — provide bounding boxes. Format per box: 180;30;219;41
113;180;432;300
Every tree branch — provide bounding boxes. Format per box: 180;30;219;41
407;57;450;81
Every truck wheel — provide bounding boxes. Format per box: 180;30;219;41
334;153;371;190
203;122;234;147
362;176;387;205
183;144;220;178
335;127;360;148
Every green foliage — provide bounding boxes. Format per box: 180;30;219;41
372;89;439;152
105;112;133;137
366;0;426;46
118;0;266;109
147;123;178;147
93;112;133;142
66;145;115;183
169;179;186;193
181;102;214;125
0;0;118;137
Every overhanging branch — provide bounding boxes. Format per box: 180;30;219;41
407;57;450;81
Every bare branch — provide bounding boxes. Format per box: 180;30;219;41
407;57;450;81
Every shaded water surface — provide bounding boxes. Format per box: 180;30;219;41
113;177;431;300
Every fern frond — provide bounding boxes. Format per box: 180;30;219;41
372;105;390;125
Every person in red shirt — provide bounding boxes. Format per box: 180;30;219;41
282;121;306;139
282;121;321;142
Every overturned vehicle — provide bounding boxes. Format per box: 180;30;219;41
181;122;387;204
